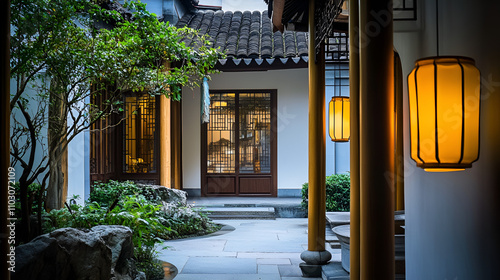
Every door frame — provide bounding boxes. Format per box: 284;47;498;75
201;89;278;197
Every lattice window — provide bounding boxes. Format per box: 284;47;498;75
123;94;158;173
239;93;272;174
89;87;118;180
207;93;236;173
394;0;417;21
207;92;272;174
325;32;349;62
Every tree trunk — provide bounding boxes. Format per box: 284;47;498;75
46;153;67;210
46;79;68;211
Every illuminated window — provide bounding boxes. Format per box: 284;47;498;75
123;94;158;173
207;92;272;174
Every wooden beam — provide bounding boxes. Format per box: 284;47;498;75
271;0;285;32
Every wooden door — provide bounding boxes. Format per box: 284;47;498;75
201;90;277;196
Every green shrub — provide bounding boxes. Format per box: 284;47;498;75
44;180;220;280
89;180;142;207
301;173;350;212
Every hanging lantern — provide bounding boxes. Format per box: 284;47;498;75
407;56;480;172
329;96;350;142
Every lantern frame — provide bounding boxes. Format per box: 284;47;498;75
329;96;350;142
407;55;481;172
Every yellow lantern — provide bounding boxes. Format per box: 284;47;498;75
329;96;350;142
407;56;480;172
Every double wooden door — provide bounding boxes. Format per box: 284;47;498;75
201;90;277;196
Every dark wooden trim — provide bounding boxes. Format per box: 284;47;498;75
235;91;240;195
171;99;183;189
154;95;161;174
201;121;208;196
271;89;278;197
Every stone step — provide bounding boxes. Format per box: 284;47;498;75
197;207;276;220
328;241;341;249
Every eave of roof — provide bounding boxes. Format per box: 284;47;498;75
176;9;309;70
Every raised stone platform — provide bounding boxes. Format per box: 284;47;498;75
190;197;307;218
200;207;276;220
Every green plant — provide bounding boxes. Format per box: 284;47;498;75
89;180;142;207
44;196;169;279
301;173;350;212
44;180;220;279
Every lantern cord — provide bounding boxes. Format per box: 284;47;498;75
436;0;439;56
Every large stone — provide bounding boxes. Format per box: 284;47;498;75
137;184;188;206
47;227;113;279
13;233;71;280
13;225;139;280
91;225;135;280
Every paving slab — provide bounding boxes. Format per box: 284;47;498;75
158;218;343;280
181;257;256;274
278;264;304;277
257;258;292;265
172;274;282;280
259;264;281;274
281;278;322;280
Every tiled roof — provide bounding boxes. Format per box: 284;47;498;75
176;10;309;70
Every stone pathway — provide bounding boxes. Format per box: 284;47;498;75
158;218;341;280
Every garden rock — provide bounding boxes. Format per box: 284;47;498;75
137;184;188;206
13;233;71;280
91;225;137;280
13;226;139;280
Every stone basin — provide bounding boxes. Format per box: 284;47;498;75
330;211;406;273
331;225;351;272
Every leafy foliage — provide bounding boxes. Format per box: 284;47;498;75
10;0;222;212
43;181;220;279
301;173;351;212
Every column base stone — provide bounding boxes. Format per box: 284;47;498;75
300;250;332;277
299;263;323;277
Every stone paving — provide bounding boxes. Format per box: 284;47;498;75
158;218;341;280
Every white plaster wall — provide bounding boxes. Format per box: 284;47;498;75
9;79;48;185
9;77;85;204
394;0;500;278
182;68;309;192
66;127;86;204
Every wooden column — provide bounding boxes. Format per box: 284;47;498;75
170;99;183;190
299;0;331;277
349;0;361;278
394;50;404;211
1;1;11;279
159;95;171;188
359;0;395;279
307;0;326;253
